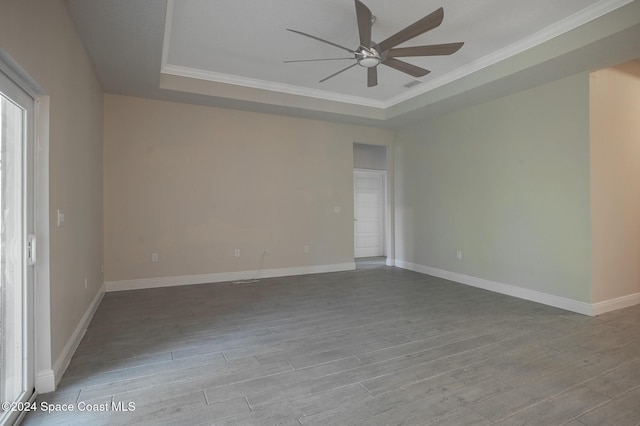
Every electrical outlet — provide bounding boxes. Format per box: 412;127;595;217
235;249;241;257
304;245;310;253
456;250;462;260
84;277;88;289
151;252;159;262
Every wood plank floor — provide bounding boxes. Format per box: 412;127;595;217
23;260;640;425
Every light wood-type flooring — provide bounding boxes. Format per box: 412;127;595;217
23;259;640;425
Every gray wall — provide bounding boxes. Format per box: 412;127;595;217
394;73;592;302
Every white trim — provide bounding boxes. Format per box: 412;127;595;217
161;0;174;71
0;49;46;97
105;263;356;292
34;96;52;394
386;0;634;106
161;64;385;109
395;260;593;316
14;390;37;425
385;258;395;267
35;370;55;394
592;293;640;316
52;284;105;387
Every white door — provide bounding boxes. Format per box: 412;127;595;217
0;68;35;426
354;170;385;258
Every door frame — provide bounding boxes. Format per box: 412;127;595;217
0;60;36;426
0;50;53;400
353;168;388;259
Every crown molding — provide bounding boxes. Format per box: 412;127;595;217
161;64;386;109
386;0;634;106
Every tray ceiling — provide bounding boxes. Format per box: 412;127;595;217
65;0;640;126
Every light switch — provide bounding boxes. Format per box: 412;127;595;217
57;209;65;227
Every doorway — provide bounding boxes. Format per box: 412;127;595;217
0;67;35;425
353;143;388;261
354;169;386;258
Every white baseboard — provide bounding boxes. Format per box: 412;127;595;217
35;369;55;394
105;262;356;292
52;284;105;387
385;258;395;267
395;260;593;316
592;293;640;316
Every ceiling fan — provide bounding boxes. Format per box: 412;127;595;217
285;0;464;87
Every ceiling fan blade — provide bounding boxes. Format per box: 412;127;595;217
287;29;356;54
367;67;378;87
284;57;355;63
378;7;444;52
388;42;464;58
319;63;359;83
355;0;372;48
382;57;431;78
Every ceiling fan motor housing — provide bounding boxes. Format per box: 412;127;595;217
357;45;383;67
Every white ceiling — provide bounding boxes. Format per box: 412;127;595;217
65;0;640;127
